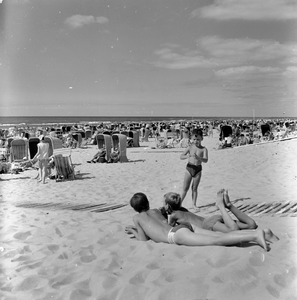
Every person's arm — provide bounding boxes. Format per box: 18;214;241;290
32;144;41;162
125;215;149;241
167;212;178;226
202;147;208;163
197;147;208;163
180;147;190;160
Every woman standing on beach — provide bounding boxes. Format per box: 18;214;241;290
180;130;208;209
32;135;49;184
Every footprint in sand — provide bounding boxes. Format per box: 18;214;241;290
79;249;96;263
13;276;41;292
48;244;59;253
274;266;297;288
13;231;31;240
248;251;266;266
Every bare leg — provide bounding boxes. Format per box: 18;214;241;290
215;189;239;231
180;171;192;204
224;190;257;229
176;228;268;251
40;161;47;184
37;161;42;182
191;172;202;209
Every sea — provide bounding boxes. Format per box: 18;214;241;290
0;116;293;128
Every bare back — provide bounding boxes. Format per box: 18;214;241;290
133;212;171;243
169;210;205;228
147;208;168;224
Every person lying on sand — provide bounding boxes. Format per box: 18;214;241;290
125;192;273;251
162;190;279;243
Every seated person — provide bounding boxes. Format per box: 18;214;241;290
238;134;248;146
125;192;276;250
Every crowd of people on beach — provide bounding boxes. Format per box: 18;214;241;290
0;118;296;177
0;117;293;249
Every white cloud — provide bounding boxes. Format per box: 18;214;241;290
191;0;297;21
283;66;297;79
95;17;109;24
153;46;217;69
153;36;297;69
9;0;30;3
215;66;280;77
65;15;109;29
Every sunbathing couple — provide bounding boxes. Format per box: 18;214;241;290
125;190;279;251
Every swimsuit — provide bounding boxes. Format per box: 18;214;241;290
202;215;224;231
186;163;202;177
168;222;194;244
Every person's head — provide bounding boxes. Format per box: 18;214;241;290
39;135;45;141
191;131;203;144
163;192;182;210
130;192;149;213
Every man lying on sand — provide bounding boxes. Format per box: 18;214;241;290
125;192;276;251
162;190;279;243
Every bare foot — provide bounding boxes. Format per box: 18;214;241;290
264;229;279;243
192;206;200;212
37;179;42;183
223;190;232;208
216;189;225;208
190;206;200;212
255;229;268;251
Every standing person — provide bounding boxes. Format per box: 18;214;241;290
32;135;49;184
180;130;208;209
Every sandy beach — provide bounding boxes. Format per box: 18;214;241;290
1;130;297;300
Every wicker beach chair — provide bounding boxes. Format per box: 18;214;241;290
96;134;112;162
128;130;140;147
10;139;28;162
28;137;40;159
53;149;75;181
71;132;83;148
44;136;63;157
111;134;128;162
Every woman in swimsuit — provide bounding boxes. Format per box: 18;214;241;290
32;135;49;184
180;130;208;209
125;193;271;251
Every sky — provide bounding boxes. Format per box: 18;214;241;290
1;0;297;118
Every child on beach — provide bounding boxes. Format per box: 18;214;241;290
31;135;49;184
162;191;279;242
180;130;208;209
125;192;272;251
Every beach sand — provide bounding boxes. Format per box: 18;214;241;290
1;131;297;300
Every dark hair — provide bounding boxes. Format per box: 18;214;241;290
130;192;149;213
196;130;203;137
164;192;181;210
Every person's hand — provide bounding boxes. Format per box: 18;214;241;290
125;226;137;238
125;225;136;234
165;204;173;215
